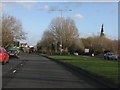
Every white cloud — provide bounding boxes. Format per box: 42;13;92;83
72;14;83;19
18;3;34;11
38;5;59;11
38;5;72;11
39;5;50;11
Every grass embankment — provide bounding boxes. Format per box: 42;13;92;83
49;55;119;84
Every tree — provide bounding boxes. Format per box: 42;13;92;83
2;14;26;49
81;35;118;55
39;30;55;54
118;40;120;55
37;17;84;55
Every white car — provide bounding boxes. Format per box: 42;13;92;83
74;52;78;56
104;52;118;60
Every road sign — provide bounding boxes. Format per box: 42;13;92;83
84;49;89;53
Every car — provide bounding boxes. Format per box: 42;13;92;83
104;52;118;60
74;52;78;56
0;47;9;65
8;50;20;59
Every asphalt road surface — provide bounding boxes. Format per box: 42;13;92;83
2;52;107;88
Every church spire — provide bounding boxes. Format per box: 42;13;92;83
100;24;104;37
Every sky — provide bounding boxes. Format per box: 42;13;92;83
2;1;118;46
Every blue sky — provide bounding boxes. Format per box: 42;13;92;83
3;2;118;46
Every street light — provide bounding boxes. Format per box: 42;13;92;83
49;8;72;55
60;9;72;55
58;9;72;18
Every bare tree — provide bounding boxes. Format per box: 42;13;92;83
2;14;26;49
38;17;84;54
40;30;55;54
118;40;120;55
82;35;118;55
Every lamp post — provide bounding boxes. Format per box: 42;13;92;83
59;9;72;55
50;8;72;55
0;14;2;47
0;25;2;47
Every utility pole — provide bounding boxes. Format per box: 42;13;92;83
50;8;72;55
0;3;2;47
0;17;2;47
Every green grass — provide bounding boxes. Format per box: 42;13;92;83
49;55;119;84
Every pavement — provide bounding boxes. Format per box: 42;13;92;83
2;52;108;88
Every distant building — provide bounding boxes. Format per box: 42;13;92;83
100;24;105;37
20;43;28;48
99;24;105;53
20;42;29;52
34;45;37;51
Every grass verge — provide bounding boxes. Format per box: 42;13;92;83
49;55;119;85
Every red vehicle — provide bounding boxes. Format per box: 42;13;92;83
0;47;9;65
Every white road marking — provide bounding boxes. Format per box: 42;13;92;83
13;70;16;73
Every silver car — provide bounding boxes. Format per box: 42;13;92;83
104;52;118;60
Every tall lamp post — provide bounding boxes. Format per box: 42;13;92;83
0;16;2;46
0;18;2;47
50;8;72;55
0;3;2;47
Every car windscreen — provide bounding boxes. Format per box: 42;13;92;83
9;50;18;53
9;50;16;53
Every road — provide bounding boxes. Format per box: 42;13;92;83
2;52;107;88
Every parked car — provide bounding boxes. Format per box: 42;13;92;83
0;47;9;65
8;50;20;59
104;52;118;60
74;52;78;56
